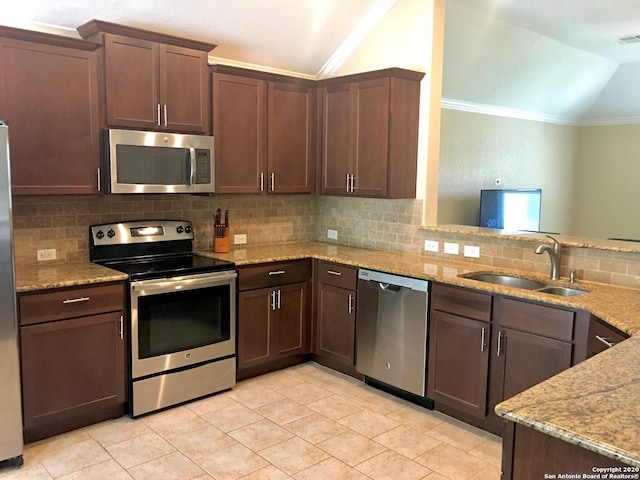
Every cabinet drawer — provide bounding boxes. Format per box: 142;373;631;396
19;283;125;326
587;317;628;357
317;261;357;290
499;298;574;342
431;283;492;322
238;259;312;291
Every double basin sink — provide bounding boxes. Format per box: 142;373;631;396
463;273;588;297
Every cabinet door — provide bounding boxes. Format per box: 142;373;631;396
237;288;273;369
321;84;353;195
274;282;310;358
427;311;490;418
213;73;267;193
160;44;210;134
104;34;159;129
316;283;356;366
499;328;572;400
20;312;125;429
267;82;315;193
0;39;100;195
352;78;390;197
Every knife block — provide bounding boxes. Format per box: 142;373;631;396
214;228;229;253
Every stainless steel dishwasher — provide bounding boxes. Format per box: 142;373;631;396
356;269;431;403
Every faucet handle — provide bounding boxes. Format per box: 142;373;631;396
545;234;561;252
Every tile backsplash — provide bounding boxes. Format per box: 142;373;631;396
11;193;640;289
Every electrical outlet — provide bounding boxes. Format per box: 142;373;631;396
37;249;57;261
424;240;439;252
444;242;459;255
327;229;338;240
464;245;481;258
233;234;247;245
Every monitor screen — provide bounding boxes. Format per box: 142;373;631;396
479;189;542;231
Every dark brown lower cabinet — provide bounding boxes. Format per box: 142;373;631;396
502;421;627;479
19;282;126;443
428;283;590;435
236;260;311;379
428;310;490;418
313;261;359;377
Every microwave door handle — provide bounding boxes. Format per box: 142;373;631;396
189;147;196;185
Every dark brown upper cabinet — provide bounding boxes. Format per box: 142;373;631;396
211;65;316;194
318;68;425;199
78;20;214;134
0;26;101;195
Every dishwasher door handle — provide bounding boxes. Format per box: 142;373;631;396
378;283;403;292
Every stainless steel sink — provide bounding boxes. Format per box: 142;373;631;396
535;286;588;296
464;273;546;290
463;273;589;296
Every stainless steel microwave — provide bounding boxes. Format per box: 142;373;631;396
104;129;215;194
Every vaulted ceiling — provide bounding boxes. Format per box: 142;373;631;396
3;0;639;124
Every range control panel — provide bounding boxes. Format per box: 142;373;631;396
90;220;194;246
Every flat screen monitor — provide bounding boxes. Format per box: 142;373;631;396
479;189;542;231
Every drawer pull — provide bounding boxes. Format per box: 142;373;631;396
268;270;286;276
595;335;615;348
327;270;342;276
62;296;90;304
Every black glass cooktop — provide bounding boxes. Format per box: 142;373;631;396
100;254;234;281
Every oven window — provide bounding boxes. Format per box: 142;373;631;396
116;145;190;185
137;284;231;358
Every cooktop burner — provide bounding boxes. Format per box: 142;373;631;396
101;254;234;281
89;220;235;280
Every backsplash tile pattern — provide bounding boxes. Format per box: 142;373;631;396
11;193;640;289
12;194;316;265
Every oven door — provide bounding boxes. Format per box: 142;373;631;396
130;270;236;379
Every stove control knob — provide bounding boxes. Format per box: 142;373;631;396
96;230;105;240
107;229;116;238
176;225;184;234
185;225;192;234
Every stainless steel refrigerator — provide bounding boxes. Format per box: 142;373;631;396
0;121;24;467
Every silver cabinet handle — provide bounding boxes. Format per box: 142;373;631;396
348;293;354;314
163;104;168;127
497;331;504;356
270;172;275;192
96;168;101;192
346;174;350;192
271;290;277;310
595;335;615;348
481;327;487;352
327;270;342;276
62;296;90;304
259;172;264;192
119;315;124;340
157;104;161;126
268;270;286;276
277;289;281;309
350;174;355;193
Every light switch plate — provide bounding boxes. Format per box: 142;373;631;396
37;249;56;261
233;234;247;245
444;242;459;255
464;245;480;258
424;240;439;252
327;229;338;240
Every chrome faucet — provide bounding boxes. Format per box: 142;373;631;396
535;234;562;280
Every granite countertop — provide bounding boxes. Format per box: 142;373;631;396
16;241;640;465
15;261;128;292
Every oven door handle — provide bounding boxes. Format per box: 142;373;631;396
131;271;237;295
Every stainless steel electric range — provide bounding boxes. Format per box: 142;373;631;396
90;220;236;417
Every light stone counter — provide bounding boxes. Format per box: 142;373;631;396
16;261;128;292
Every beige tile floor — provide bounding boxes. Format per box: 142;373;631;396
0;362;502;480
